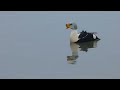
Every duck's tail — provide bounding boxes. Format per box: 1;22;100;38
96;36;100;40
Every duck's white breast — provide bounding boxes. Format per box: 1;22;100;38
70;30;79;42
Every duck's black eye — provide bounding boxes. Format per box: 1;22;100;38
70;23;72;25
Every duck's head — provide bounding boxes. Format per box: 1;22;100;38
66;22;77;30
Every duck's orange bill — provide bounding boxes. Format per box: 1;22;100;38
66;23;70;29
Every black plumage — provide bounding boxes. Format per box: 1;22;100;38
76;30;100;43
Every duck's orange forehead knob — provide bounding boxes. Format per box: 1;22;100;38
66;23;71;29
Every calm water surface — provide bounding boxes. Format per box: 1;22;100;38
0;11;120;79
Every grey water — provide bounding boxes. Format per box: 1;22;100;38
0;11;120;79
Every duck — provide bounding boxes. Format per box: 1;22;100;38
66;22;100;43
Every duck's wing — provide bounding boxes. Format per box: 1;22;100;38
78;31;89;39
77;31;98;42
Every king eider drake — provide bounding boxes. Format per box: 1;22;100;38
66;22;100;43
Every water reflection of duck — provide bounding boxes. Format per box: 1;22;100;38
67;40;100;64
67;42;79;64
78;40;99;52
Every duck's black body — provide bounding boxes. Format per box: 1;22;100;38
76;31;100;43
